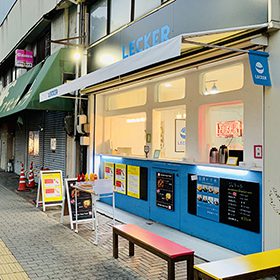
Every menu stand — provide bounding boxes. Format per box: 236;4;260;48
72;179;115;245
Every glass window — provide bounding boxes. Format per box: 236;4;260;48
157;78;185;102
199;102;244;162
110;0;131;32
135;0;161;19
89;0;108;44
153;105;186;159
104;112;146;156
201;63;244;95
106;87;147;110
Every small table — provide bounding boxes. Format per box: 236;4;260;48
72;179;115;245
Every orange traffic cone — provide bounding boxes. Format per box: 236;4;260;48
27;162;35;188
18;163;27;191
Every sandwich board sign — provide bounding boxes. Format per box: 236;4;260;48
36;170;63;211
61;178;93;230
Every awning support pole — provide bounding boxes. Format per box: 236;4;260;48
182;39;250;54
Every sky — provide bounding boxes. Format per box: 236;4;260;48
0;0;17;25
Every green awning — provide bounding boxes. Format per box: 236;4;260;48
0;48;75;118
0;63;42;118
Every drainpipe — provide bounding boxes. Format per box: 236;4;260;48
73;1;82;176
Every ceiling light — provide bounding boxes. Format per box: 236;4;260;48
210;82;219;94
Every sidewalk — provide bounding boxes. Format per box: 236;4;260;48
0;170;207;280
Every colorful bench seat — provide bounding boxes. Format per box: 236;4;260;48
194;248;280;280
113;224;194;280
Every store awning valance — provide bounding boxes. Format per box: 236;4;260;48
0;48;75;118
0;63;42;118
39;23;268;103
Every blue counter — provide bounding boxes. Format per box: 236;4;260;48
99;155;262;254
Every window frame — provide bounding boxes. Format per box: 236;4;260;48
88;0;174;44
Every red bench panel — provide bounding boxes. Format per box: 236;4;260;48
114;224;194;259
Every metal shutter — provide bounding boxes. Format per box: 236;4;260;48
43;111;67;177
14;115;27;175
25;111;44;181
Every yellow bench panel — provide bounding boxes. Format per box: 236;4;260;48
194;248;280;280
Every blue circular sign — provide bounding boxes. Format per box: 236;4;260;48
180;127;186;139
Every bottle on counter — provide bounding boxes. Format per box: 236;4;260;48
209;147;219;163
218;145;228;164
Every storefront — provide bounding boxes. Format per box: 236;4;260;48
0;48;75;177
39;0;280;254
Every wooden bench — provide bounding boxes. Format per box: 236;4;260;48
113;224;194;280
194;248;280;280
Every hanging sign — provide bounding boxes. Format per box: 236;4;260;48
248;50;271;86
216;120;242;138
15;49;33;68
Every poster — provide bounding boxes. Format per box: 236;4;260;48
196;176;220;222
65;179;92;221
28;131;39;156
41;171;63;203
114;163;126;194
219;178;260;233
127;165;140;198
104;162;114;182
156;172;174;211
175;119;186;152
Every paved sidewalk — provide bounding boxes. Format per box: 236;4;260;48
0;186;140;280
0;171;203;279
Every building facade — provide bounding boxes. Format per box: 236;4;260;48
2;0;280;255
0;0;83;178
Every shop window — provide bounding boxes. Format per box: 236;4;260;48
106;87;147;111
200;102;244;162
153;105;186;159
201;63;244;95
89;0;108;44
110;0;131;32
157;78;185;102
135;0;161;19
28;131;39;156
104;112;146;156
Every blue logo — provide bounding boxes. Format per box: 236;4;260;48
249;50;271;86
48;89;58;98
122;25;170;59
180;127;186;140
255;62;264;74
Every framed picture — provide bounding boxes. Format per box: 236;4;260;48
153;149;161;159
226;156;238;166
175;119;186;152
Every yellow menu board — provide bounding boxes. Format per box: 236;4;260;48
104;162;114;182
41;171;63;203
127;165;140;199
115;163;126;194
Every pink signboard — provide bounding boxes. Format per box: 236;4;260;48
216;120;242;138
15;49;33;68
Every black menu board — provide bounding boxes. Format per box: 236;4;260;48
219;178;260;233
156;172;174;211
65;180;93;221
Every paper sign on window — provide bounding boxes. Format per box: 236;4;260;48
216;120;242;138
